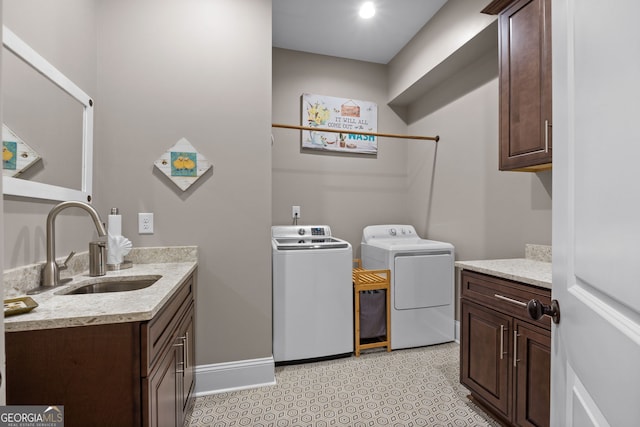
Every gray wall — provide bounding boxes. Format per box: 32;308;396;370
404;49;552;261
273;46;552;261
272;48;410;255
388;0;496;103
3;0;273;367
273;34;552;324
94;0;272;364
402;48;552;320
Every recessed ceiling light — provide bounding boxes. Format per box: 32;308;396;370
359;2;376;19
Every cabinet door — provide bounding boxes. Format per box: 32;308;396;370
499;0;552;171
461;301;512;419
6;323;142;427
514;320;550;427
176;305;196;422
147;343;178;427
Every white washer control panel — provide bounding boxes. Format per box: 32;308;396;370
362;225;417;242
273;225;332;239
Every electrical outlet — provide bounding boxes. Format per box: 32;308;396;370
138;212;154;234
292;205;301;219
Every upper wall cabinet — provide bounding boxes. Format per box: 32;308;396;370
484;0;552;172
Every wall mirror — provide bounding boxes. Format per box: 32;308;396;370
2;25;93;202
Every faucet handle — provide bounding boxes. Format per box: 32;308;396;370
59;251;76;271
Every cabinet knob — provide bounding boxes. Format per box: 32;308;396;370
527;299;560;324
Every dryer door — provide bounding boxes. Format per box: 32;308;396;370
394;253;453;309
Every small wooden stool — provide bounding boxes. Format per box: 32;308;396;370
353;259;391;356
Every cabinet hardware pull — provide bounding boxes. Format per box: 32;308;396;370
500;325;505;360
544;120;551;153
184;332;189;370
494;294;527;307
174;336;187;374
513;330;520;367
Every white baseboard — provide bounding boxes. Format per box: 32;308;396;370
194;356;276;397
193;324;460;397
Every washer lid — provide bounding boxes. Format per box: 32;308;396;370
274;237;350;250
364;238;454;252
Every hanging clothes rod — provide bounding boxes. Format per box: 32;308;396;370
272;123;440;142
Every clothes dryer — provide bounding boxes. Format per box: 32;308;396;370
361;225;454;349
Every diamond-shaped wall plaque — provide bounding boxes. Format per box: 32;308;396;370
2;124;42;177
154;137;212;191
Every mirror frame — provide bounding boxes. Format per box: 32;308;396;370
2;25;93;202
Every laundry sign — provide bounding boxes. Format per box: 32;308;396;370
301;93;378;154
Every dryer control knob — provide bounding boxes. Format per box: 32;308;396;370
298;228;306;235
389;228;397;236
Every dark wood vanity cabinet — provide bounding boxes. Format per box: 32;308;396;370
484;0;552;171
460;270;550;427
143;275;196;427
6;274;196;427
145;305;195;427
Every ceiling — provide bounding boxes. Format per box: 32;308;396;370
272;0;448;64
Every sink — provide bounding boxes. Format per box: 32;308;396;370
61;275;161;295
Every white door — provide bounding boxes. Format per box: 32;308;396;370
552;0;640;425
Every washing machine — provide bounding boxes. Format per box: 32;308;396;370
272;225;353;363
361;224;454;350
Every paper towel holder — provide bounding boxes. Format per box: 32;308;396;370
106;206;133;270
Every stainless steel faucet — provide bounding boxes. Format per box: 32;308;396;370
41;201;107;288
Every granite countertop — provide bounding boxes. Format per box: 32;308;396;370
455;244;551;290
4;246;197;332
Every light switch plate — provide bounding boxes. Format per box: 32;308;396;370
138;213;154;234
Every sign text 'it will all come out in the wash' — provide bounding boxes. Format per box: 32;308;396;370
301;93;378;154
